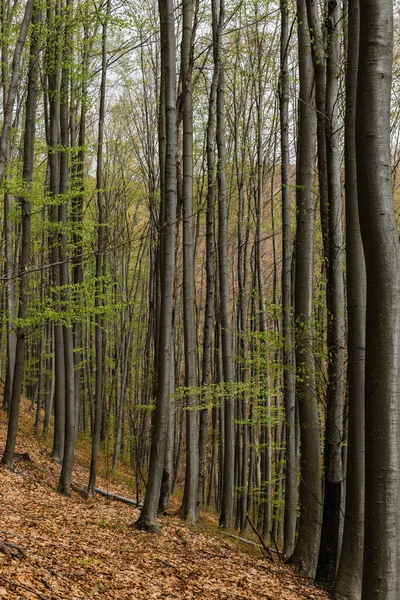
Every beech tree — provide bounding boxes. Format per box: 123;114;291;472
333;0;365;597
135;0;177;532
288;0;321;577
356;0;400;597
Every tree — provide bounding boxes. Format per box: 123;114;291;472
216;0;235;531
2;1;39;470
356;0;400;597
135;0;177;532
88;0;111;498
333;0;365;597
316;0;345;584
180;0;199;524
279;0;297;557
288;0;321;577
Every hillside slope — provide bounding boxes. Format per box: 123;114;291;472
0;403;328;599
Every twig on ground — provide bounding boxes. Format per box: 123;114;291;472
0;530;22;539
74;482;143;507
0;575;47;599
245;513;276;563
0;540;27;558
269;529;282;562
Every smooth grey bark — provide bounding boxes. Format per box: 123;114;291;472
254;26;271;544
357;1;400;598
2;3;39;469
1;0;30;413
198;0;218;517
180;0;199;524
304;0;328;262
316;0;345;585
88;0;111;498
58;0;76;497
232;40;250;532
288;0;321;578
158;337;175;511
333;0;365;596
279;0;297;557
216;0;235;531
135;0;177;533
46;0;65;464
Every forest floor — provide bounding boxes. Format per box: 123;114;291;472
0;401;329;600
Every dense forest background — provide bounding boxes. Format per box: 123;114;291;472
1;0;400;598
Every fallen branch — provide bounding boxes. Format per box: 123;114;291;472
0;530;22;539
74;482;142;507
0;540;26;558
0;575;46;600
224;531;262;549
14;452;32;461
245;513;276;563
269;529;282;562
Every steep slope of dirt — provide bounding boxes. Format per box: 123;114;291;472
0;404;329;599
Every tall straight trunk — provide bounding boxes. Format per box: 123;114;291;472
135;0;177;533
2;4;39;469
58;0;76;497
1;0;15;413
288;0;321;578
216;0;235;531
71;12;91;441
255;29;271;544
198;0;218;517
316;0;345;585
3;156;16;414
304;0;328;264
357;1;400;598
88;0;111;497
46;0;64;464
180;0;198;524
333;0;365;596
279;0;297;557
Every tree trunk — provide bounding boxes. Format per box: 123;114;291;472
198;0;218;518
216;0;235;531
279;0;297;558
57;0;76;497
135;0;177;533
2;3;39;469
316;0;345;585
88;0;111;498
180;0;199;524
357;1;400;597
333;0;365;596
288;0;321;578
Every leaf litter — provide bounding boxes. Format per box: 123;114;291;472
0;406;329;600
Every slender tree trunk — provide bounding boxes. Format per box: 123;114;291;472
279;0;297;557
333;0;365;596
88;0;111;497
2;3;39;469
135;0;177;532
216;0;235;531
198;0;218;518
316;0;345;585
58;0;77;497
180;0;199;524
288;0;321;578
46;0;65;464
